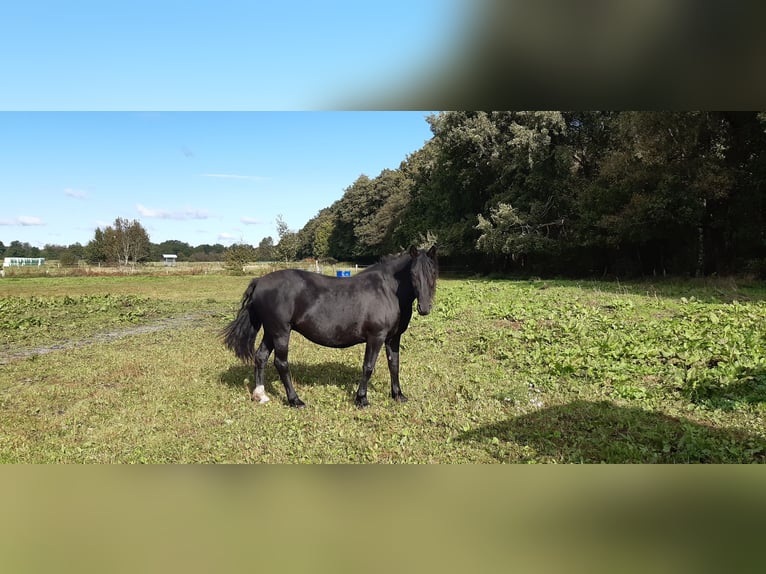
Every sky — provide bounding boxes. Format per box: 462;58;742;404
0;112;436;247
0;0;473;110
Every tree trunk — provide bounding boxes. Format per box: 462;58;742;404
696;198;706;277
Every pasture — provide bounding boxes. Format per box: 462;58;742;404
1;272;765;463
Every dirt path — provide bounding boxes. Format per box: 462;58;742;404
0;313;215;365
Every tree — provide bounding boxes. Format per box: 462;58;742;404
111;217;149;265
6;241;34;257
399;111;572;259
312;215;334;260
354;169;413;254
59;249;77;267
85;218;150;265
85;228;108;264
295;208;335;260
41;244;64;260
188;243;226;261
224;242;256;275
476;202;562;266
322;169;415;259
574;112;754;275
255;236;275;261
274;215;299;262
327;175;374;259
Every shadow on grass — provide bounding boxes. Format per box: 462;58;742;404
474;275;766;303
583;278;766;304
458;400;766;463
684;366;766;410
219;361;361;401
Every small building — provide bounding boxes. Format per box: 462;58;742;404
162;254;178;267
3;257;45;267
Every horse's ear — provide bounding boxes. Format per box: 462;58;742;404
427;244;437;259
409;245;419;258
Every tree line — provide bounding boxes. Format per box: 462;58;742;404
1;221;279;267
6;112;764;277
2;224;251;267
286;111;766;277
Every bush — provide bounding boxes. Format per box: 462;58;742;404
224;243;256;275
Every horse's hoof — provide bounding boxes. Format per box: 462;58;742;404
288;398;306;408
252;385;270;403
355;396;369;408
393;393;408;403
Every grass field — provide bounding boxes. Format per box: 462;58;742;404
1;272;765;463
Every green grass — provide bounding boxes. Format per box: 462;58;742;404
1;274;765;463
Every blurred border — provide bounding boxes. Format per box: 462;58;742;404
3;1;764;110
1;465;764;573
3;2;765;570
339;0;766;110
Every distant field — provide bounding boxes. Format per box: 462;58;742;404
1;273;765;463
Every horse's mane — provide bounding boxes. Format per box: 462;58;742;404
370;250;409;267
379;251;409;265
352;251;408;276
358;248;437;277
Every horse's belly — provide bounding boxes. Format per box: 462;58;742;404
293;311;385;348
294;322;365;348
305;332;364;349
291;294;398;348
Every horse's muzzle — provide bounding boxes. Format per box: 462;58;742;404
417;302;432;315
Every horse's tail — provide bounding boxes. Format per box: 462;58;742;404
222;277;261;362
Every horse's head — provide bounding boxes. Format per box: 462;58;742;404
409;244;438;315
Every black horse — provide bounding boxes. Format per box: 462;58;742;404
223;245;437;408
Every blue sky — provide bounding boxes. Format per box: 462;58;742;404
0;112;435;247
0;1;473;248
0;0;472;110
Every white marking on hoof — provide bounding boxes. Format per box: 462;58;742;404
252;385;270;404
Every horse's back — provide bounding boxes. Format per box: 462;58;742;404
255;269;353;301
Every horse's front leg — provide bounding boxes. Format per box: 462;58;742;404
386;335;407;403
355;339;383;408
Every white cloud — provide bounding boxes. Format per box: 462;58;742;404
18;216;43;226
201;173;267;181
136;204;164;218
0;216;44;226
136;204;209;220
241;216;266;225
217;232;237;243
64;188;87;199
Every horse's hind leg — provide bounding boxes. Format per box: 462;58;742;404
252;336;273;403
272;332;305;408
